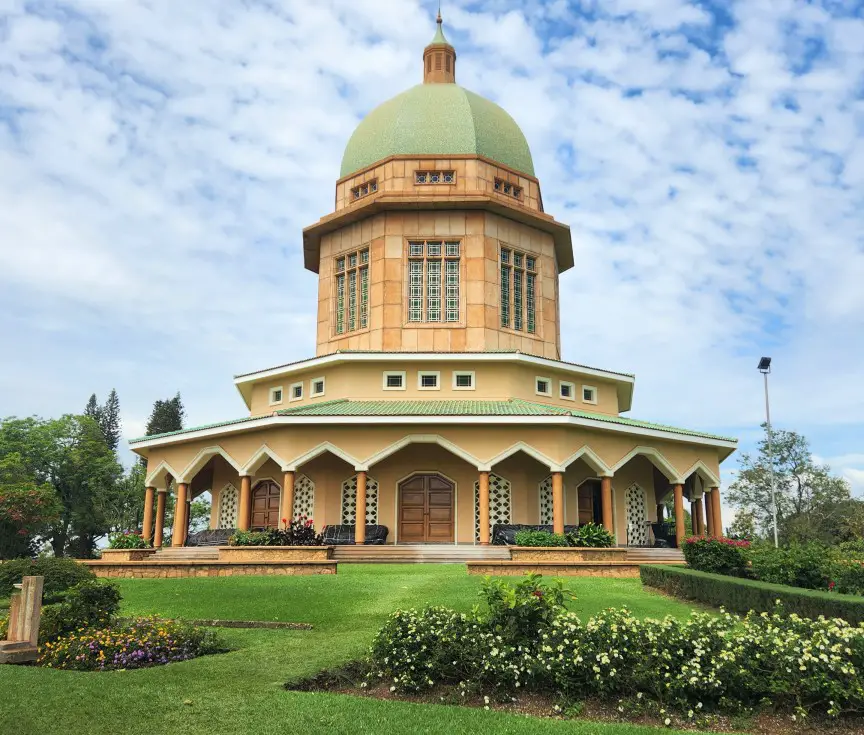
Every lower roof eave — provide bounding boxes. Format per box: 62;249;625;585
128;412;737;458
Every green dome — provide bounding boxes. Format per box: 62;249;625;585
340;84;535;178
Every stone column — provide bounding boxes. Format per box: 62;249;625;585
154;490;167;548
281;471;295;528
355;471;367;545
690;500;700;536
704;491;714;537
478;471;490;545
695;497;706;536
551;472;564;535
601;476;614;536
171;482;189;547
673;483;685;547
238;475;252;531
711;487;723;538
142;486;156;544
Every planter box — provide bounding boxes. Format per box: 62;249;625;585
509;546;627;562
217;546;334;562
99;548;157;562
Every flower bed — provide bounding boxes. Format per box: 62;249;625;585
514;524;614;549
229;518;323;547
360;573;864;720
640;564;864;624
107;530;151;550
217;546;333;562
39;616;223;671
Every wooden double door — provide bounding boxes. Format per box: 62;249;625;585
398;474;454;543
251;480;281;528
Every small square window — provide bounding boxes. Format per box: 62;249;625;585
526;256;536;271
360;249;369;264
430;173;440;183
310;377;326;397
409;241;424;257
513;186;522;198
443;172;454;183
336;257;345;272
383;371;406;390
559;381;575;401
269;387;283;405
416;172;427;184
500;248;510;264
370;181;378;192
418;371;440;390
514;252;523;268
535;377;551;396
445;241;460;257
494;180;501;191
290;382;303;401
348;253;357;268
582;386;598;404
427;241;442;257
453;371;475;390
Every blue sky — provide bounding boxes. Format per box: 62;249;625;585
1;0;863;512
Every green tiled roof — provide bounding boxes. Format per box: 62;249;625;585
233;351;635;381
340;84;535;178
129;398;736;445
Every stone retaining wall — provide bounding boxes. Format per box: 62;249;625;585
217;546;333;562
466;561;640;578
509;547;627;562
99;549;158;562
81;560;337;578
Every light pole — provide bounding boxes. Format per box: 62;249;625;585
758;357;779;547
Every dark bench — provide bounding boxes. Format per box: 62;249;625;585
186;528;237;547
322;525;389;545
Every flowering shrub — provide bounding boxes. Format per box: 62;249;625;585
681;536;749;576
515;530;568;547
107;531;151;549
480;573;569;644
745;542;831;590
369;577;864;717
39;580;121;643
229;518;323;546
0;455;61;559
38;617;223;671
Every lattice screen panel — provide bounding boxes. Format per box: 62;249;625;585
473;473;512;541
340;474;379;524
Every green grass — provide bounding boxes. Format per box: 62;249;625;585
0;565;697;735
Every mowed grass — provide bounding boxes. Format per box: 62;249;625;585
0;565;698;735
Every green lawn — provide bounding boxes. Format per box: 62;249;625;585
0;565;699;735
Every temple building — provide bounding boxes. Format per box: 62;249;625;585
129;15;736;549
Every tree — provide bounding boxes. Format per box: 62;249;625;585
726;509;758;541
726;425;852;544
100;389;121;452
100;463;146;534
145;393;185;436
0;453;61;558
0;415;123;558
84;394;102;424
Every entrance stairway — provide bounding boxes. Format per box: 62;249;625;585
624;547;685;563
153;547;220;561
332;544;511;563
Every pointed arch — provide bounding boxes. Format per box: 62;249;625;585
611;446;683;483
242;445;289;475
286;442;364;472
682;460;721;488
485;442;558;472
145;460;181;489
560;445;613;476
178;446;244;483
363;434;483;470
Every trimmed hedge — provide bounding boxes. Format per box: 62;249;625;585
641;564;864;624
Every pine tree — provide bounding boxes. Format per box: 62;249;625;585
84;394;102;424
145;393;186;436
100;389;121;452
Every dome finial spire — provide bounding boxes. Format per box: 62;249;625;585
424;4;456;84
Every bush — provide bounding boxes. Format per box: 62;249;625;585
0;557;95;599
571;522;614;548
229;518;323;547
745;542;832;590
480;573;568;644
681;536;749;576
830;560;864;596
640;564;864;625
107;531;151;549
39;580;121;643
39;616;223;671
369;575;864;717
514;530;568;547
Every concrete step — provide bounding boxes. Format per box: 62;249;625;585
625;548;685;562
154;548;220;560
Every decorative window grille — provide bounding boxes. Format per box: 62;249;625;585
218;484;239;529
351;179;378;200
292;475;315;521
415;170;456;185
407;239;461;323
625;484;648;546
493;177;523;199
538;477;553;525
333;249;368;335
340;475;379;525
474;474;512;542
499;246;537;334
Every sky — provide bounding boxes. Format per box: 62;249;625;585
1;0;863;512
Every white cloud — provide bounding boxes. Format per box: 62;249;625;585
0;0;862;476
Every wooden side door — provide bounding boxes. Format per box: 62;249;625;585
426;475;454;542
252;481;281;528
398;475;427;542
